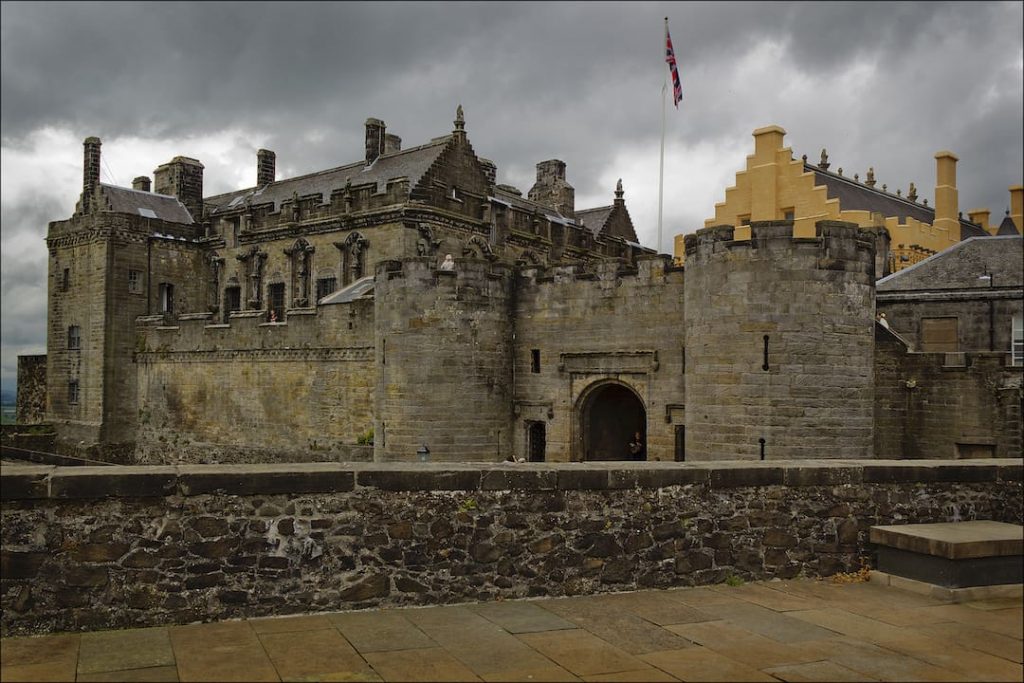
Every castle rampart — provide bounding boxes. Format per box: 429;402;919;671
683;221;877;460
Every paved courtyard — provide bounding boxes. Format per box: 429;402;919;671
1;578;1021;682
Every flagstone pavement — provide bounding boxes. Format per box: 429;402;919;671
2;579;1021;682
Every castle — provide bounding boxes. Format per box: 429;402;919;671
28;109;1024;463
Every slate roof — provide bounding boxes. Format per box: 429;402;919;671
576;206;613;237
492;186;576;225
100;184;194;224
319;275;375;305
805;165;987;239
996;213;1021;236
877;235;1023;291
205;137;453;215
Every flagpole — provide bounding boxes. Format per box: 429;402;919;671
657;17;667;254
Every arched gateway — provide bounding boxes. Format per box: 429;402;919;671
578;381;646;461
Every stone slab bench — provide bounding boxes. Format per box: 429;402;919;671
870;521;1023;589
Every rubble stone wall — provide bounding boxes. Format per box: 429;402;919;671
2;459;1020;636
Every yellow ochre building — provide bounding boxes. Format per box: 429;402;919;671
676;125;1023;272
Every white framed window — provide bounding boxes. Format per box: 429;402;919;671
68;380;79;405
67;325;81;350
1013;314;1023;367
128;270;142;294
158;282;174;313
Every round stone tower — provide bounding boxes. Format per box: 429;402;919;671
683;221;876;460
373;256;514;462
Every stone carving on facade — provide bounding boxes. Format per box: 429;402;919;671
463;234;496;261
866;167;876;187
290;191;301;222
517;249;543;267
284;237;315;307
334;231;368;285
415;223;440;256
207;252;225;314
818;148;830;171
236;245;268;308
908;182;918;202
343;177;353;214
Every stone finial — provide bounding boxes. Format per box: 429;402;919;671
454;104;465;131
866;167;876;187
801;154;807;163
615;178;623;199
896;189;902;197
923;199;928;206
882;184;887;192
854;173;860;182
837;167;843;176
818;148;830;171
908;182;918;202
958;211;963;219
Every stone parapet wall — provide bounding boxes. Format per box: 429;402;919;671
2;459;1020;636
15;355;47;425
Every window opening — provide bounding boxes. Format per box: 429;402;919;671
527;421;546;462
62;268;70;292
158;283;174;314
316;277;337;302
128;270;142;294
531;349;541;373
674;425;685;462
224;286;241;322
268;283;285;322
68;380;79;405
68;325;81;350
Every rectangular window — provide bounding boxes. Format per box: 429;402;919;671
158;283;174;314
68;380;79;405
224;287;241;322
675;426;686;462
67;325;81;350
316;277;337;302
268;283;285;322
739;215;751;226
531;349;541;373
782;208;795;221
920;317;958;353
128;270;142;294
62;268;70;292
1013;314;1023;367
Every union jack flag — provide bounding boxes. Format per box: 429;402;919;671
665;24;682;107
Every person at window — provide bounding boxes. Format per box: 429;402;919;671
439;254;455;271
628;432;645;461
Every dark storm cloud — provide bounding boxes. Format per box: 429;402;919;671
2;1;1021;391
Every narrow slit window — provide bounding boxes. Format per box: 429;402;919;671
62;268;70;292
531;349;541;373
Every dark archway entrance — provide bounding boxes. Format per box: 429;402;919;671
580;382;646;461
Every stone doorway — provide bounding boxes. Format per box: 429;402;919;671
527;421;546;462
580;382;646;461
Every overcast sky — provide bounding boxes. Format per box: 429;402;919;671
1;1;1022;394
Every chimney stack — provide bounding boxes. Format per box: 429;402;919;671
932;151;959;237
528;159;575;218
132;176;151;192
82;137;102;213
383;134;402;155
966;208;992;234
365;118;386;165
257;149;276;186
154;156;205;221
1010;185;1023;233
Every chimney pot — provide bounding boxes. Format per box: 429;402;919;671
383;134;402;155
257;149;276;186
365;118;386;165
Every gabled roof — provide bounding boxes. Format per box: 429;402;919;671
576;206;613;237
805;164;987;238
100;184;194;224
205;137;453;215
877;235;1023;291
492;186;576;225
996;213;1021;236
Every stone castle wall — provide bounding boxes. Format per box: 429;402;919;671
2;459;1020;636
513;255;686;461
874;334;1023;459
133;298;376;464
374;258;515;461
683;221;877;460
15;356;47;425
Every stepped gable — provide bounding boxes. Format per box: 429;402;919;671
98;184;194;224
204;137;452;215
877;235;1024;291
576;205;613;236
806;163;986;238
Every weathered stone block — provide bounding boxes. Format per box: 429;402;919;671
51;468;177;498
1;551;47;579
339;573;389;601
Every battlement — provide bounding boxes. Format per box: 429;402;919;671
518;253;681;287
684;220;876;268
